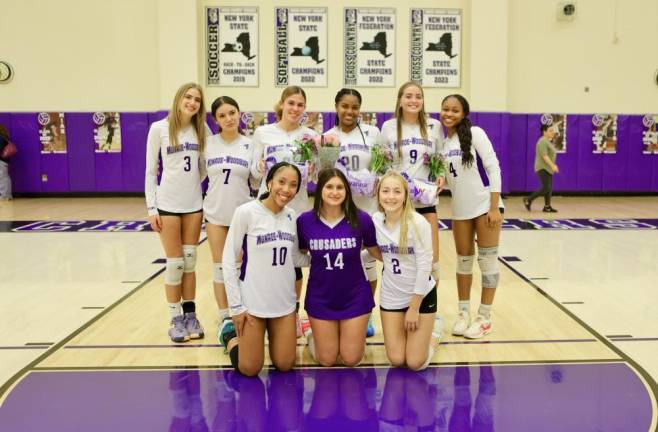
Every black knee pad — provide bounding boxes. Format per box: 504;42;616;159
294;267;303;281
229;346;239;371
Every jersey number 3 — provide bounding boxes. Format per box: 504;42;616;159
184;156;191;172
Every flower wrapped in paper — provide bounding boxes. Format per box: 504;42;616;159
423;152;446;181
335;163;377;197
370;142;396;175
318;133;341;171
401;172;439;206
292;133;318;165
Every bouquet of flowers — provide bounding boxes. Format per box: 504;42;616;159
370;143;396;175
292;133;319;164
424;152;446;182
335;164;377;197
317;133;341;171
402;172;439;206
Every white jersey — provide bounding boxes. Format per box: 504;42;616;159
145;119;209;215
223;200;310;318
327;124;380;214
250;123;318;214
373;211;435;310
440;126;502;220
203;134;254;226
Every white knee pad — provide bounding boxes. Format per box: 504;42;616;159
213;262;224;284
477;246;500;288
165;257;184;285
456;255;475;275
182;245;197;273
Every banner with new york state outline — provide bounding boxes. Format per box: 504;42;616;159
344;8;396;87
206;7;259;86
275;7;327;87
409;9;461;88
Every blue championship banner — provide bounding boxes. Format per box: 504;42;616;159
410;9;461;88
275;7;327;87
206;7;259;87
344;8;396;87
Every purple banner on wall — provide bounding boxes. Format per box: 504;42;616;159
10;113;42;193
66;113;96;192
121;113;149;193
507;114;527;192
576;115;602;191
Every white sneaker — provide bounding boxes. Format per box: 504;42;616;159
463;315;492;339
452;311;471;336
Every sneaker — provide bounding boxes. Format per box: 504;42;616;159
523;198;531;211
542;206;558;213
169;315;190;343
219;319;237;352
366;314;375;338
300;317;312;338
452;311;471;336
463;316;492;339
184;312;205;339
296;313;303;338
432;315;444;344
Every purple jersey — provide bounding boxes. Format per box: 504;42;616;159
297;210;377;320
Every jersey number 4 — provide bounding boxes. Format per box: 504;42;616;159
449;162;458;177
323;252;344;270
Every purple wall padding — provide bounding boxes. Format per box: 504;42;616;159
121;113;149;192
602;116;629;192
66;113;96;192
626;116;655;192
576;115;603;191
507;114;527;192
10;113;42;193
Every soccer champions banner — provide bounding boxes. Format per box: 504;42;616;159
206;7;259;86
409;9;461;88
541;113;567;153
642;114;658;154
592;114;617;154
275;7;327;87
93;112;121;153
344;8;396;87
38;112;67;154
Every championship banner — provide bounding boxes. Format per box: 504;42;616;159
275;7;327;87
592;114;617;154
38;112;67;154
541;113;567;153
206;7;259;86
642;114;658;154
241;112;269;137
409;9;461;88
93;112;121;153
344;8;396;87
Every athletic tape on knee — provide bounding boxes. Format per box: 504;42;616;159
477;246;500;288
456;255;475;275
165;257;184;285
182;245;197;273
213;262;224;284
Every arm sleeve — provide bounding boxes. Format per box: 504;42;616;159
222;207;249;315
472;127;502;193
144;124;161;216
412;217;433;295
250;128;265;180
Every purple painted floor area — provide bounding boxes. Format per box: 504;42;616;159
0;363;652;431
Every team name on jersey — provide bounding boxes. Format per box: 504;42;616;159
308;237;357;250
166;142;199;154
256;230;295;245
266;144;289;154
399;137;433;148
379;243;415;254
445;149;462;157
207;156;249;168
340;143;369;152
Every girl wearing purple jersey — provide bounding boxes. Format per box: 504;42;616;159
145;83;208;343
439;94;502;339
373;172;437;371
325;88;381;337
220;162;310;376
297;168;379;367
250;86;319;337
203;96;255;342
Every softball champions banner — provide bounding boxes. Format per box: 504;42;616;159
642;114;658;154
93;112;121;153
206;7;259;86
38;112;67;154
592;114;617;154
344;8;396;87
275;7;327;87
409;9;461;87
541;113;567;153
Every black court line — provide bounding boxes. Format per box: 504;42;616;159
611;337;658;342
24;342;53;346
499;258;658;420
607;335;633;338
530;277;549;280
561;301;585;305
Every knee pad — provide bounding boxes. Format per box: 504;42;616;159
182;244;197;273
165;257;184;285
477;246;500;288
456;255;475;275
213;262;224;284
